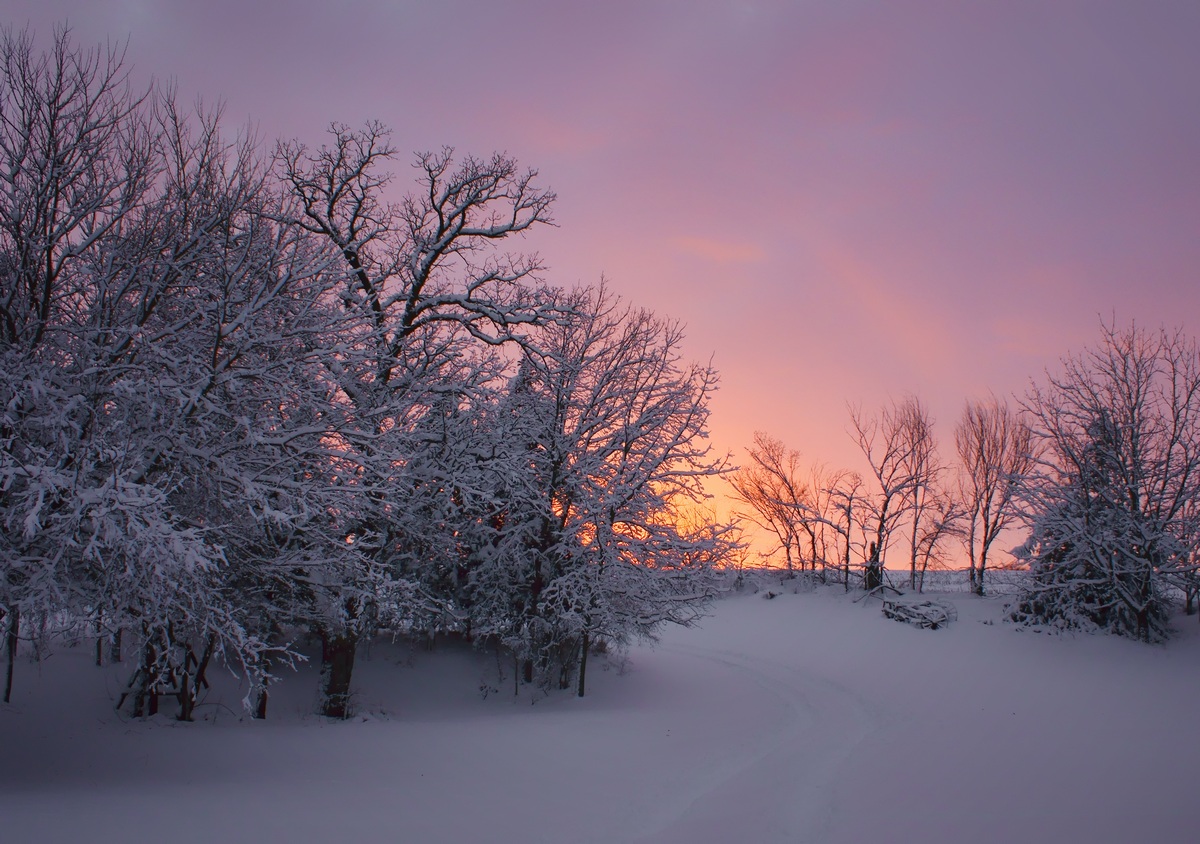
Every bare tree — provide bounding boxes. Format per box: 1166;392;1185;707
728;433;862;585
800;463;857;585
899;397;942;590
727;432;808;577
912;491;965;592
955;397;1034;595
0;25;153;351
850;398;923;590
824;470;865;592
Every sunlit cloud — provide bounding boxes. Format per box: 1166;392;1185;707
670;235;766;264
482;104;611;157
810;236;958;373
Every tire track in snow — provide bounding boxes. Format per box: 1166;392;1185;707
632;642;885;844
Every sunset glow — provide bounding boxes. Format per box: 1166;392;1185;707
13;0;1199;562
5;7;1200;839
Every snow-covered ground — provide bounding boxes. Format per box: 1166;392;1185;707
3;586;1197;843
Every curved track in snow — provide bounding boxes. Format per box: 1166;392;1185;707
631;641;882;843
5;590;1200;843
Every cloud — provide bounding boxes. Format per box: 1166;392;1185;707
671;236;766;264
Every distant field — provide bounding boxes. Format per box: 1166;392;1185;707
728;566;1030;595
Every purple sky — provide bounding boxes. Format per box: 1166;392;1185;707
12;1;1200;522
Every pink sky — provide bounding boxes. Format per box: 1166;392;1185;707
12;1;1200;541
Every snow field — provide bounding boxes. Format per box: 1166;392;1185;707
3;587;1198;843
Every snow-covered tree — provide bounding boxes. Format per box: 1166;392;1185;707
0;27;358;714
1;25;736;717
469;285;735;696
274;124;557;716
1011;324;1200;642
0;24;160;703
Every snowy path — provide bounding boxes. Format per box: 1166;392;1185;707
3;589;1199;843
634;642;880;843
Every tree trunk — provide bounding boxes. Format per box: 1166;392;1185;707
178;637;215;722
3;606;18;704
254;684;270;720
865;563;882;591
320;633;357;719
254;653;272;719
576;632;589;698
95;610;105;667
558;639;577;691
843;538;851;594
178;667;193;722
909;533;918;591
133;633;159;718
864;542;881;591
974;551;987;596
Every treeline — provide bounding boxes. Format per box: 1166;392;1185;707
0;28;735;718
732;324;1200;643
